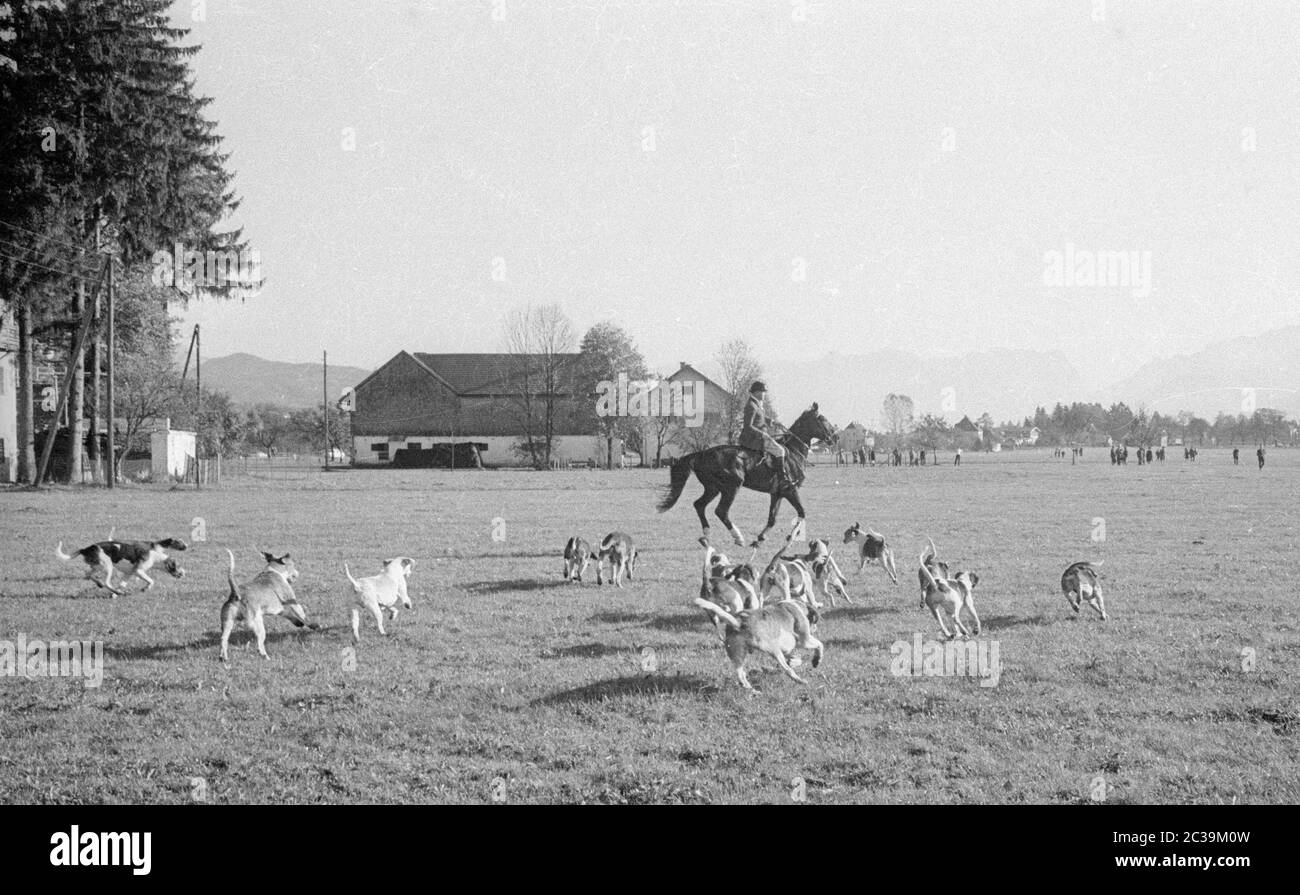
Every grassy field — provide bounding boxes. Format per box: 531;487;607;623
1;450;1297;804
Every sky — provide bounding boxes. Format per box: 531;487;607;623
173;0;1300;415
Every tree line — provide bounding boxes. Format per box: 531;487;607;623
1;1;244;484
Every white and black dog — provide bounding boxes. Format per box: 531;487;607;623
842;523;899;585
55;537;188;596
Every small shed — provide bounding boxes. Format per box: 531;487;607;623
151;419;196;479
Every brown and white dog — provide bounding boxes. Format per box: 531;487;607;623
562;537;595;583
219;550;317;661
917;542;981;639
595;532;637;587
1061;561;1107;620
761;541;825;609
917;537;949;608
346;557;414;642
698;544;761;638
842;523;899;585
55;537;187;596
692;596;824;690
803;538;853;607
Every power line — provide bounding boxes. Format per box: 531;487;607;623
0;218;94;255
0;247;104;285
0;236;101;280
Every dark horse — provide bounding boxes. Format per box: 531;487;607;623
657;404;837;547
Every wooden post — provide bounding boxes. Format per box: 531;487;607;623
106;257;115;488
195;323;202;490
322;350;329;470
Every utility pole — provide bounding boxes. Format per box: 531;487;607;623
322;350;329;470
106;255;115;488
195;324;202;489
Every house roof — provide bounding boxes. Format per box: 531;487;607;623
955;415;977;431
411;352;580;396
666;362;730;397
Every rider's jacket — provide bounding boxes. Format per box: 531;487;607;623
739;394;767;451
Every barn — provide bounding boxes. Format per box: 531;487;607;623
348;351;613;468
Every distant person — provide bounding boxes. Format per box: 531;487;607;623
954;447;962;466
1233;447;1239;465
1257;446;1265;469
919;449;926;465
1146;448;1153;464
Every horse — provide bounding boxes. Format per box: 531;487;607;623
657;404;837;547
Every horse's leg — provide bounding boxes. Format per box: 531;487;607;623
753;492;783;545
694;483;719;543
715;487;745;546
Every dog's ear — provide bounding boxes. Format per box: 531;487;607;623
278;553;291;563
261;551;276;564
967;571;979;589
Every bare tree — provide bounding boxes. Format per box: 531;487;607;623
714;339;763;442
504;304;576;468
882;393;914;435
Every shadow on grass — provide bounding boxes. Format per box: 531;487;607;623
542;642;628;660
464;578;570;595
532;672;719;706
105;627;327;661
979;613;1052;630
822;604;894;620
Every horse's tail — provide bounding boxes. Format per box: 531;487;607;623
657;453;696;513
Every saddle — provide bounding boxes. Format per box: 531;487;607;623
740;447;805;491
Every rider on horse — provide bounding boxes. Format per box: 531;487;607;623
739;381;786;476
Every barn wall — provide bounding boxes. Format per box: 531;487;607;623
352;433;617;467
350;353;460;437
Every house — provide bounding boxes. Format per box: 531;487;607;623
650;362;733;461
836;421;868;453
1027;426;1041;445
348;351;605;467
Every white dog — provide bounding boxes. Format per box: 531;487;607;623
346;557;414;642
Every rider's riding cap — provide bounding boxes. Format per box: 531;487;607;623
749;381;767;394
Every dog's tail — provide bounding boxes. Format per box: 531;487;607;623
925;536;938;560
917;553;946;592
343;562;363;593
693;597;742;630
226;549;242;601
55;541;75;561
656;453;695;513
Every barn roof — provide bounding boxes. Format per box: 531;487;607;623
411;352;580;396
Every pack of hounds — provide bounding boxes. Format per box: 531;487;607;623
52;525;1108;688
563;523;1109;691
54;533;413;661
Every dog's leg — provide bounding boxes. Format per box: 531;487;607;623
771;648;807;685
351;607;362;643
253;611;270;659
1090;587;1108;620
735;663;755;691
1065;588;1081;615
219;606;236;662
931;605;954;639
369;600;387;636
135;567;155;591
964;599;982;636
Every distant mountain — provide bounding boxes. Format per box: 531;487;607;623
200;353;371;408
767;348;1088;427
1104;326;1300;418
